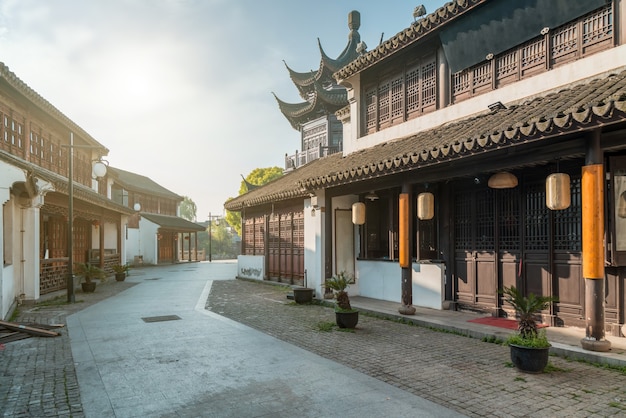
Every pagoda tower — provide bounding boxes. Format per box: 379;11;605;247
275;10;362;171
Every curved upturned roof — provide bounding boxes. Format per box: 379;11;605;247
276;10;361;129
273;81;348;130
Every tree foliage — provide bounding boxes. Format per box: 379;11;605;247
227;166;283;235
179;196;197;221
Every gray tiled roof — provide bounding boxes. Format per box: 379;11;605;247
108;167;182;200
225;69;626;211
141;213;205;232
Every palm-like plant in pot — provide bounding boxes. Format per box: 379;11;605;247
112;264;130;281
501;286;557;373
74;263;106;293
325;271;358;329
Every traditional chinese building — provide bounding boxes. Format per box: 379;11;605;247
228;0;626;349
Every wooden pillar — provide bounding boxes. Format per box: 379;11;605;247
399;183;416;315
99;217;105;270
581;130;611;352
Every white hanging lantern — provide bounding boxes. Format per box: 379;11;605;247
352;202;366;225
546;173;571;210
417;192;434;220
488;172;518;189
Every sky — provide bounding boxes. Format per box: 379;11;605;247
0;0;444;221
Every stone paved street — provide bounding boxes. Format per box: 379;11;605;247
1;280;136;418
206;279;626;418
2;264;626;417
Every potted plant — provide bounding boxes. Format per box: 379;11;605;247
74;263;106;293
501;286;557;373
324;271;358;329
112;264;130;281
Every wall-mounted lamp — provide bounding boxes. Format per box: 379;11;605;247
92;157;108;179
488;101;506;112
417;192;435;220
546;173;571;210
488;172;518;189
365;191;379;201
352;202;366;225
133;202;142;212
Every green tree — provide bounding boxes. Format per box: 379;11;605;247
179;196;197;221
226;167;283;235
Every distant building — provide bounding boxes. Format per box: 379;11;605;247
107;167;205;264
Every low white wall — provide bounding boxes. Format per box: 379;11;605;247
356;259;445;309
356;260;401;302
237;255;264;280
411;262;445;310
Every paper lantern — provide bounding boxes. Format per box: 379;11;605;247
352;202;366;225
488;172;518;189
417;192;434;220
546;173;571;210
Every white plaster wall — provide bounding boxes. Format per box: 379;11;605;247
411;262;445;310
0;161;25;319
138;218;159;265
304;195;325;296
343;46;626;154
103;222;117;252
356;260;401;302
330;195;359;294
237;255;264;280
21;205;41;303
125;217;159;265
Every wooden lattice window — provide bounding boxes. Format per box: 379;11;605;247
378;81;390;127
476;189;495;251
554;176;582;252
582;5;613;49
406;66;420;113
498;188;520;252
552;22;578;62
254;216;265;255
365;88;377;133
390;76;404;121
421;60;437;109
454;190;473;250
520;37;546;76
524;182;549;251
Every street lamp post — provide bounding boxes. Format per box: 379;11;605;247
64;133;108;303
207;212;220;262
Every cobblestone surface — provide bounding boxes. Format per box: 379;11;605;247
0;280;136;418
206;279;626;418
3;276;626;417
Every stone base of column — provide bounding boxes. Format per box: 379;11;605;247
398;305;416;315
580;337;611;352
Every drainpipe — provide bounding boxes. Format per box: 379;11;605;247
580;129;611;352
19;206;25;304
399;182;416;315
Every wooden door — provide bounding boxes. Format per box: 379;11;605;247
454;188;497;309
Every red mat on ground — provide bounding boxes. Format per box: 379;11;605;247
467;316;548;330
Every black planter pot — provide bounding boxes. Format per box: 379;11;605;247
509;344;550;373
115;273;126;282
335;311;359;329
81;282;97;293
293;288;314;304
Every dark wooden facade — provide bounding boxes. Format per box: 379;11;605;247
242;203;305;285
